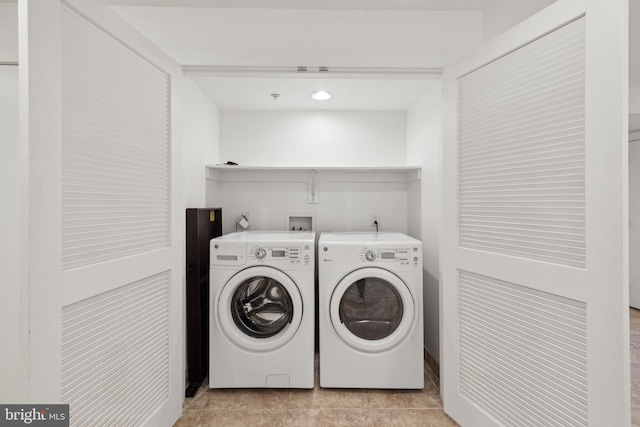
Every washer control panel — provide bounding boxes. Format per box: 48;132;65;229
249;244;312;268
359;247;420;268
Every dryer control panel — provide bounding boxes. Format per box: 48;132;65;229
359;247;420;268
249;244;313;269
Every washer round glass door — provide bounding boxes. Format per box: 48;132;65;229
330;267;415;353
218;266;303;352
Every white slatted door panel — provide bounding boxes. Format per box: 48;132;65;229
61;3;170;271
442;0;629;425
458;18;585;268
459;270;587;427
448;16;590;427
58;2;179;426
62;272;170;427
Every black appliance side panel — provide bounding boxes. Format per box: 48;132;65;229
185;208;222;397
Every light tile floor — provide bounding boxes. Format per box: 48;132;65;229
175;357;453;427
177;308;640;427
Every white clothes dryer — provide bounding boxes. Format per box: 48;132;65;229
318;232;423;389
209;231;315;389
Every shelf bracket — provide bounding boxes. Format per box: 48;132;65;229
308;169;319;204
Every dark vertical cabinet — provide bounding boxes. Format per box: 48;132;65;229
185;208;222;397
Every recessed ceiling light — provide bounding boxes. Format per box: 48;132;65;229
311;90;332;101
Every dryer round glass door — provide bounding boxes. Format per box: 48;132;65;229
218;266;303;352
330;267;415;353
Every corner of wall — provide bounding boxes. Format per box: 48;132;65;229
182;78;220;209
406;79;443;364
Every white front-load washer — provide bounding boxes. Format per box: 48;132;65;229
318;232;423;389
209;231;315;388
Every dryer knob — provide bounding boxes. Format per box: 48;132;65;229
255;248;267;259
365;250;376;262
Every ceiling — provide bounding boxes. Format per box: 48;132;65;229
109;3;492;111
108;0;638;121
187;76;437;111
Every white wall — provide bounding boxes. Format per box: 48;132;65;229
110;7;483;69
631;88;640;133
0;3;18;63
209;179;408;235
219;110;406;167
631;0;640;90
182;78;220;208
482;0;557;41
407;180;421;241
210;109;409;234
406;81;443;364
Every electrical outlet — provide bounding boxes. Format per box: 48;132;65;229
370;213;379;227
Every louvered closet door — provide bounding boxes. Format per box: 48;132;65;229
23;1;183;426
441;0;629;426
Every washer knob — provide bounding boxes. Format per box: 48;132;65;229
365;250;376;261
255;248;266;259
